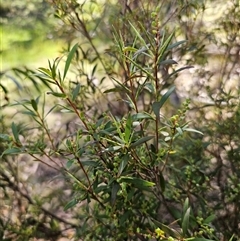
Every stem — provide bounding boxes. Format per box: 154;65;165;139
35;110;55;150
154;27;161;153
55;79;90;131
76;156;91;187
28;153;60;172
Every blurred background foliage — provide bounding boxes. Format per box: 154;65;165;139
0;0;240;240
1;0;64;68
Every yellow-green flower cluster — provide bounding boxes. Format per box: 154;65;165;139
155;228;165;238
155;228;176;240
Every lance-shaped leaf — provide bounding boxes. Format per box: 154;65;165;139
63;43;78;81
183;127;204;135
130;136;154;148
118;154;129;177
124;115;133;144
31;99;38;112
38;67;53;78
72;83;81;101
152;86;175;117
158;31;175;63
102;145;122;153
159;173;165;192
167;65;194;80
132;113;154;120
203;214;215;224
129;21;148;48
46;92;67;98
11;122;20;143
182;207;191;236
64;198;79;211
183;197;189;214
119;176;155;191
64;192;88;211
167;40;187;50
1;147;22;157
160;59;178;66
111;182;121;206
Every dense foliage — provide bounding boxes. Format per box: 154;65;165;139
0;0;239;240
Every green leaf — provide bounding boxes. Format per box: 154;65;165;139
118;155;129;176
160;59;178;65
182;207;191;236
183;197;189;214
183;128;204;135
11;122;20;143
124;115;132;144
159;173;165;192
34;73;56;85
111;182;121;206
124;55;154;80
228;235;235;241
119;177;155;191
64;198;79;211
170;207;182;220
132;113;154;120
48;58;61;80
45;105;58;118
203;214;215;224
119;210;131;226
103;87;127;94
72;83;81;101
152;86;175;117
95;184;109;194
144;82;155;93
167;65;194;79
176;127;183;135
130;136;154;148
21;111;37;117
129;21;148;48
91;64;98;76
63;43;78;80
1;147;22;157
103;145;122;152
167;40;187;50
46;92;67;98
0;83;8;94
38;67;53;78
31;99;38;111
66;159;75;169
158;31;175;63
58;104;74;113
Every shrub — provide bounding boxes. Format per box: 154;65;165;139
0;0;239;240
